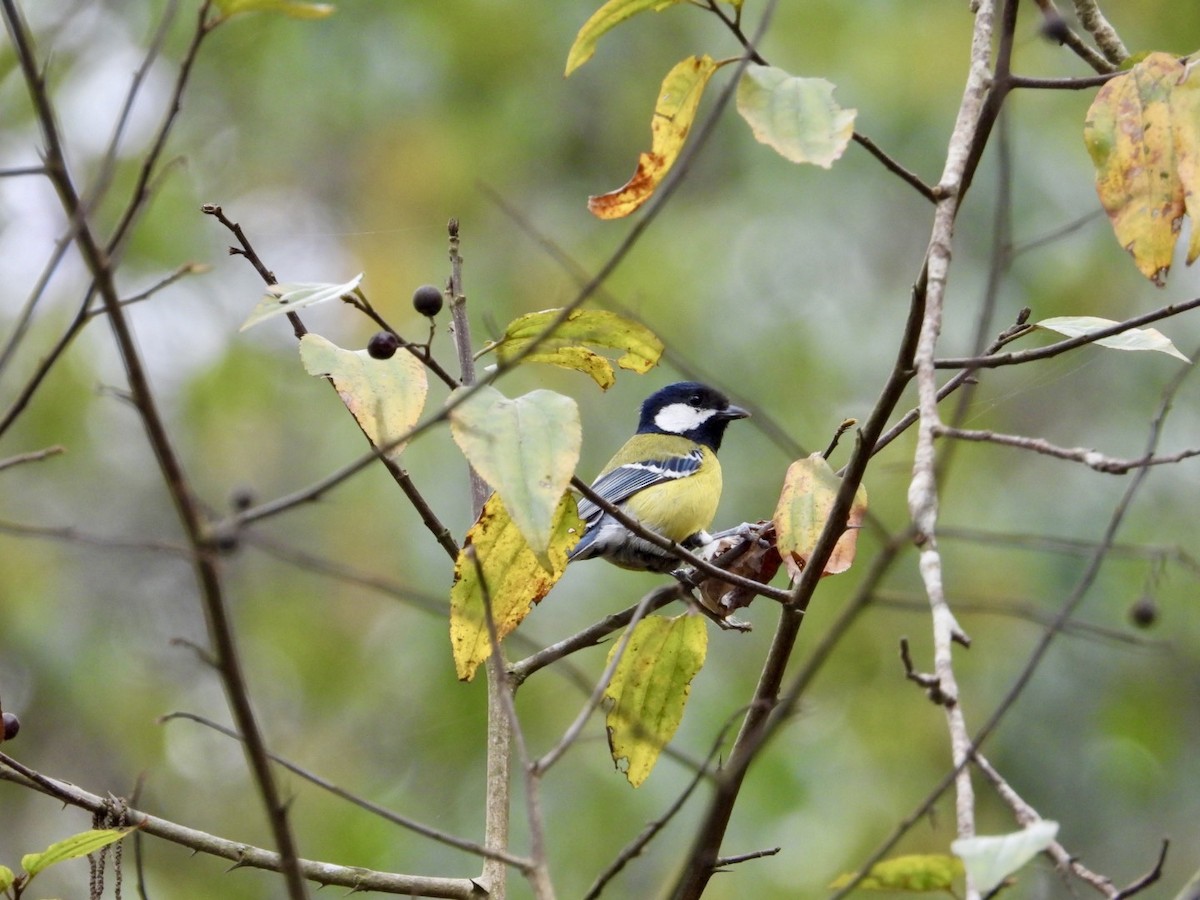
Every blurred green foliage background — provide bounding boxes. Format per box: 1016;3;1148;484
2;1;1200;898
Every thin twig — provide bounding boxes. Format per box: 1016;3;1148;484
1071;0;1128;65
0;5;311;896
0;445;65;472
935;296;1200;369
0;752;484;899
935;425;1200;474
161;712;534;870
582;715;736;900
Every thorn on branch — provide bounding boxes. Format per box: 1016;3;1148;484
713;847;781;870
1113;839;1169;900
899;638;955;706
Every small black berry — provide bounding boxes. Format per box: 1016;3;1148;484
1128;596;1158;629
367;331;401;360
412;284;444;318
2;712;19;741
230;487;255;512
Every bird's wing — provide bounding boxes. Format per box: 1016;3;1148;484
576;449;704;523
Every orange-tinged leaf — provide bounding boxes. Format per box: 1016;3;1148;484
1084;52;1200;285
772;454;867;580
449;492;580;682
829;854;964;892
604;613;706;787
299;333;428;460
565;0;683;76
588;55;720;219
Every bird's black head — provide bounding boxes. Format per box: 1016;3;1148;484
636;381;749;452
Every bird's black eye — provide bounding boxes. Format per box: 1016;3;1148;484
690;392;703;406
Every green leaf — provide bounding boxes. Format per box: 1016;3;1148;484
1036;316;1191;362
449;387;581;566
214;0;335;19
736;65;856;168
565;0;683;76
604;613;707;787
487;308;664;389
299;333;428;458
772;454;868;580
952;821;1059;895
450;492;580;681
829;854;965;892
588;55;721;219
1084;52;1200;285
0;864;14;891
21;829;134;878
239;273;362;331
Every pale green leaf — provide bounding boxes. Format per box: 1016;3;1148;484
299;333;428;459
952;821;1059;895
215;0;335;19
21;829;134;878
736;65;856;168
450;492;580;681
0;864;13;891
239;273;362;331
565;0;683;75
772;454;867;580
1036;316;1191;362
487;308;663;389
589;55;721;219
604;613;707;787
829;854;965;892
449;387;581;565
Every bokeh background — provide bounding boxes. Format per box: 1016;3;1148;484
2;1;1199;897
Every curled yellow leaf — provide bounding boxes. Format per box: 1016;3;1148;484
588;55;720;220
486;308;664;389
565;0;683;76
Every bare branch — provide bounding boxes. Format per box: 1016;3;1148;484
0;752;485;898
161;712;534;871
0;444;65;472
1071;0;1128;65
935;425;1200;474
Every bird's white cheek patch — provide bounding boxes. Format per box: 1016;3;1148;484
654;403;716;434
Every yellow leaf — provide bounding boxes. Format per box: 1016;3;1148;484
1170;59;1200;265
299;333;428;460
450;493;580;682
1084;52;1200;285
487;308;664;389
449;387;581;566
565;0;683;76
829;854;964;892
588;55;721;219
214;0;335;19
604;613;707;787
772;454;867;580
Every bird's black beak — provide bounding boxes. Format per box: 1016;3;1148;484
719;404;750;421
